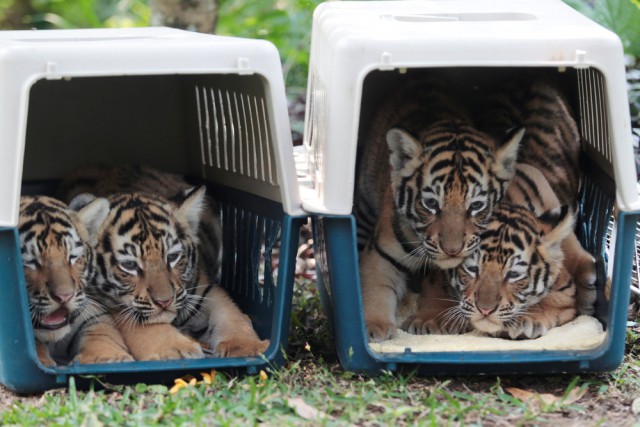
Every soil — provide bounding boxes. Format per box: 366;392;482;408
0;385;44;412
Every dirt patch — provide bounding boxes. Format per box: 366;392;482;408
0;384;45;411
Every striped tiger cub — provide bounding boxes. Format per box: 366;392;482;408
407;164;581;337
59;165;269;360
355;76;524;342
447;200;578;339
405;81;594;338
19;196;133;365
479;80;596;315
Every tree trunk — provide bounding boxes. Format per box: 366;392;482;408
0;0;35;30
149;0;219;34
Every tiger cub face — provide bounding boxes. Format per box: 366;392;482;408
448;204;575;337
83;188;205;326
19;196;109;343
387;123;524;269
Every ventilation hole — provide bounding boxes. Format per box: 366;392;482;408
233;92;243;175
209;88;220;169
260;97;275;185
195;86;206;165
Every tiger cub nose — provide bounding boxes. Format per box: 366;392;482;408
52;291;74;304
441;242;464;256
154;296;174;309
476;303;497;317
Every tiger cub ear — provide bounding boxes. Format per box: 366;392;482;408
386;128;421;171
538;205;574;260
175;186;207;235
493;126;525;181
74;197;110;243
69;192;97;211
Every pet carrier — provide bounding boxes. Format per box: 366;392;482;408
0;27;304;393
299;0;639;374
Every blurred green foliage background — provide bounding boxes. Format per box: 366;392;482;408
0;0;638;91
0;0;323;95
0;0;638;126
563;0;640;58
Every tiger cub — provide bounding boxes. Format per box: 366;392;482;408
355;76;524;342
479;80;596;315
404;81;595;337
59;165;269;360
448;200;578;339
19;196;134;365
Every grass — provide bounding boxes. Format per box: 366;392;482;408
2;279;640;426
0;363;601;426
1;360;630;426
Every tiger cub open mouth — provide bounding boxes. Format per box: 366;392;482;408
38;307;70;330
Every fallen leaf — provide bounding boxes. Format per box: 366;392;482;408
507;387;556;406
227;377;237;389
506;386;586;411
505;387;533;401
563;386;588;405
287;397;327;421
201;370;216;385
631;397;640;415
169;378;190;394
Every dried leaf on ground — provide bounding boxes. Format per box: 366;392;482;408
506;386;587;411
287;397;330;421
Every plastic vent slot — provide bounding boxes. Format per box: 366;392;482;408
196;85;276;184
314;218;331;298
193;78;281;203
635;220;640;295
577;68;613;173
303;70;327;195
220;202;281;307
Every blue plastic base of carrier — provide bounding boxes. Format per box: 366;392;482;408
0;186;305;394
313;211;638;375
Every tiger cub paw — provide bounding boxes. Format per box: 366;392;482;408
574;256;597;316
402;315;467;335
215;338;270;358
402;315;443;335
39;354;57;367
506;320;548;340
136;332;204;361
75;350;134;365
146;336;204;361
365;318;397;343
36;341;56;367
